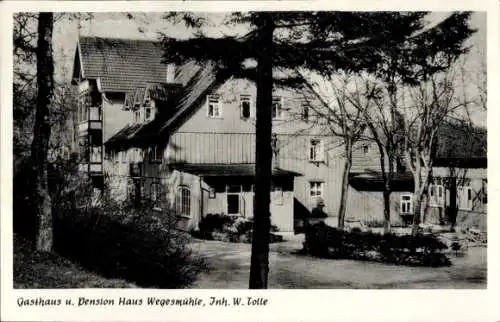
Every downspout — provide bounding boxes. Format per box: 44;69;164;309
198;175;203;230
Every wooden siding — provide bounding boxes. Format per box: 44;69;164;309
351;140;388;173
167;132;255;164
176;77;330;136
102;94;133;143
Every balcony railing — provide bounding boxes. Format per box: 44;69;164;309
129;162;144;178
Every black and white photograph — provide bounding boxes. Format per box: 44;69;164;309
9;9;488;289
2;3;496;321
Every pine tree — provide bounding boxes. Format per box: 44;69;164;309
159;11;474;287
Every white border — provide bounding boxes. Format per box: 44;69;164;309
1;1;498;322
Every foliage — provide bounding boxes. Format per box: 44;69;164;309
193;214;282;244
305;222;451;266
52;197;208;288
363;219;407;228
13;234;135;288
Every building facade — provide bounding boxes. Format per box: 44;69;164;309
72;36;487;233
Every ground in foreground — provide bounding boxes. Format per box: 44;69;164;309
13;235;135;288
190;234;487;289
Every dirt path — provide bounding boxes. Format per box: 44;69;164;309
190;236;486;289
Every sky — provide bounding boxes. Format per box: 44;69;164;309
53;11;487;126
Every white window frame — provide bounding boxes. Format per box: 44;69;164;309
458;186;473;211
400;194;413;214
145;106;153;122
309;139;324;162
272;184;284;205
134;109;141;124
176;186;191;218
152;145;163;163
272;96;284;120
363;145;369;155
151;181;161;210
301;101;309;122
90;146;102;163
429;184;445;207
309;181;324;200
207;95;222;118
240;95;252;119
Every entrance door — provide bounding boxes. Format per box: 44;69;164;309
227;194;240;215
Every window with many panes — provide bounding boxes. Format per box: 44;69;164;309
176;186;191;217
272;96;283;120
400;194;413;214
310;181;323;199
309;139;324;162
78;89;90;123
207;95;222;118
240;95;252;119
429;183;444;207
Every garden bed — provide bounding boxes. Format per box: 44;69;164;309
191;214;284;244
304;222;451;267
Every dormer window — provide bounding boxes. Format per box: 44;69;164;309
272;96;283;120
240;95;252;119
145;107;152;122
207;95;222;118
134;110;141;123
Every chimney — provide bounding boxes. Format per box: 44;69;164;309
166;63;176;83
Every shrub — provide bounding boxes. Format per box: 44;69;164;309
194;214;282;244
305;222;451;267
53;198;208;288
198;213;234;233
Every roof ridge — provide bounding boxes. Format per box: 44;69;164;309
79;35;161;43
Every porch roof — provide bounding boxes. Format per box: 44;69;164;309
171;163;302;177
349;172;414;192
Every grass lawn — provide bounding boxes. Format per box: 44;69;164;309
189;235;487;289
13;235;136;288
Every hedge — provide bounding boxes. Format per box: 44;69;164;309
305;222;451;267
53;202;208;288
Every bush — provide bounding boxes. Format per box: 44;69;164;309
363;219;407;228
53;199;208;288
193;214;282;244
305;222;451;267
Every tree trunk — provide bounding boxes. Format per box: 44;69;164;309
31;13;54;252
249;15;274;289
382;189;391;234
411;194;422;236
380;149;392;234
411;186;426;236
337;138;353;230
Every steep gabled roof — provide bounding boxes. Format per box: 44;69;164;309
124;61;226;146
75;36;168;93
105;124;144;149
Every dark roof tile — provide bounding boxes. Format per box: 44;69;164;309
78;37;168;93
